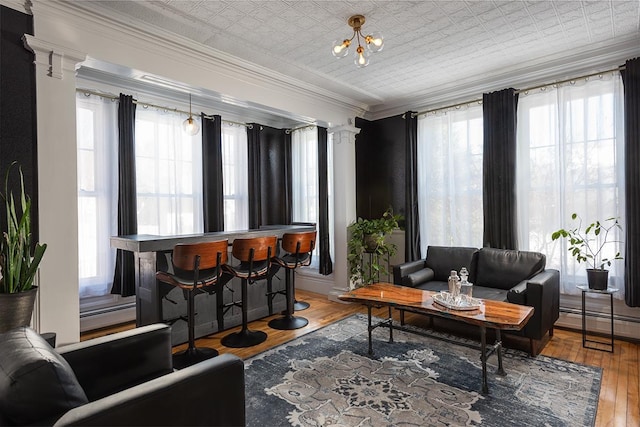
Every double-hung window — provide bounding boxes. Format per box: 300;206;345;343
291;126;320;265
516;75;625;298
76;93;118;298
417;106;484;252
221;122;249;231
135;108;203;235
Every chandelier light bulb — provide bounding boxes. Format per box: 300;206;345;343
332;15;383;68
354;45;370;68
365;31;384;53
332;39;350;58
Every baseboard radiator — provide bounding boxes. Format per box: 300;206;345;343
80;303;136;332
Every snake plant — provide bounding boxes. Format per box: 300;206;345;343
0;162;47;293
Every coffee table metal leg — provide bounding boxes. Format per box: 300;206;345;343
495;329;505;376
480;326;488;394
367;305;374;355
388;307;394;344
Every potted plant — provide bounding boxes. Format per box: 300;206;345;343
551;213;622;290
0;162;47;333
347;207;402;288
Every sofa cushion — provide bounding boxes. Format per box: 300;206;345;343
0;327;88;425
404;268;435;288
424;246;478;282
475;248;546;290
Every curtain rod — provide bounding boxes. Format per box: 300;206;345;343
285;123;318;134
413;64;626;118
76;88;253;128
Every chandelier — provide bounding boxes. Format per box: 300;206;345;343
331;14;384;68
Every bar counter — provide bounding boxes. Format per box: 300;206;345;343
111;224;315;344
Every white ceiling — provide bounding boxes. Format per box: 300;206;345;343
80;0;639;118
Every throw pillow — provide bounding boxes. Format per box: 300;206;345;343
0;327;88;425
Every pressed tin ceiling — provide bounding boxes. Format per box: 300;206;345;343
79;1;640;117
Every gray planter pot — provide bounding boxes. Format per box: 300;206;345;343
586;269;609;290
0;287;38;333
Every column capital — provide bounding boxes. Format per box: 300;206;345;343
329;124;360;145
22;35;86;80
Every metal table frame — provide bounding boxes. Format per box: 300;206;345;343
365;305;505;394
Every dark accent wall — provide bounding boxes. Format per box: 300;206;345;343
355;114;406;220
0;6;37;240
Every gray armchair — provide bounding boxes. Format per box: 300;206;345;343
0;324;245;426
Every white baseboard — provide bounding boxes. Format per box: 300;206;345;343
80;306;136;332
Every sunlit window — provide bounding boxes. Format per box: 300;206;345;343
417;106;484;252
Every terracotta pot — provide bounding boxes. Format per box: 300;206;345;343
586;269;609;291
0;287;38;333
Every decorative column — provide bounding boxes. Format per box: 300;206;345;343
328;124;360;301
23;35;86;345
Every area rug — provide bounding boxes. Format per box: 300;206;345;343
244;314;601;427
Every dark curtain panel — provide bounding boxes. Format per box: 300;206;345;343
404;112;421;261
482;88;518;250
111;94;137;296
622;57;640;307
201;114;224;232
317;127;333;275
259;126;291;225
247;123;262;229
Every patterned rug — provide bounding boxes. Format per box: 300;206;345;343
244;314;601;427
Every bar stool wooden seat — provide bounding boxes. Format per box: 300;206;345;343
268;231;316;330
221;236;277;348
156;240;228;369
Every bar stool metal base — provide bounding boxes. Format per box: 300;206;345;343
172;347;218;370
269;315;309;330
294;300;310;311
221;329;267;348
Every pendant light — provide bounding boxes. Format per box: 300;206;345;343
182;93;200;136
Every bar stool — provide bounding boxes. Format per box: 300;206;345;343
156;240;228;369
268;231;316;330
221;236;277;348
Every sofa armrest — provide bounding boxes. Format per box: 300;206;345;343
507;269;560;340
54;353;245;427
58;324;173;401
393;260;426;285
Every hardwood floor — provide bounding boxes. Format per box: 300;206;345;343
82;289;639;427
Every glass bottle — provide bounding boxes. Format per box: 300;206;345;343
448;270;460;298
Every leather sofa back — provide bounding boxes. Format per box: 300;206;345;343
425;246;478;282
475;247;546;290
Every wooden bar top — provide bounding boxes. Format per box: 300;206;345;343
339;282;534;331
110;224;315;253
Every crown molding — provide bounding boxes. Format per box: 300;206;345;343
0;0;30;14
366;35;640;121
32;0;369;119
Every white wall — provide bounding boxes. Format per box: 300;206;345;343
25;0;363;344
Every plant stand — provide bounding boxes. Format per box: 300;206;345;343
360;251;391;284
578;285;618;353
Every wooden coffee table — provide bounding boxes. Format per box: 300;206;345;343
339;282;534;393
